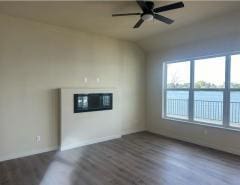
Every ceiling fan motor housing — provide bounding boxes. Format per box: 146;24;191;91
146;1;154;10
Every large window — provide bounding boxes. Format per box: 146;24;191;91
163;53;240;129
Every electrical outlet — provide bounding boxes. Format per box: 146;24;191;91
96;77;100;83
84;77;88;83
36;136;41;143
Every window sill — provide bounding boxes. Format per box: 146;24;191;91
162;117;240;133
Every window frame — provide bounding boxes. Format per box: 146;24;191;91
162;52;240;130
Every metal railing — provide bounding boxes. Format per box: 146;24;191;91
230;102;240;123
166;99;240;124
166;99;188;117
194;100;223;121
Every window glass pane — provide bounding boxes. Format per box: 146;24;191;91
194;91;223;124
230;92;240;127
167;61;190;88
166;91;189;119
231;55;240;88
194;57;225;88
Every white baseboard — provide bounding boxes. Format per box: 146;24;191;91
60;134;122;151
0;135;121;162
0;146;59;162
122;128;146;135
149;130;240;156
0;131;145;162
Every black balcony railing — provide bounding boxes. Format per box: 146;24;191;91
166;99;240;124
230;102;240;123
166;99;188;117
194;100;223;121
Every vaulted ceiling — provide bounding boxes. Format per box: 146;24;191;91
0;1;239;42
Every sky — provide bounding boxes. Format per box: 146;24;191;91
231;55;240;84
195;56;225;86
167;54;240;87
167;61;190;86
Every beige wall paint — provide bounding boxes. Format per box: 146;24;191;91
145;11;240;155
0;14;146;161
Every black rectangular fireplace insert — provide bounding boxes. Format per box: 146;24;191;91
74;93;112;113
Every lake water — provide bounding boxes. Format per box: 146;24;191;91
167;91;240;102
166;91;240;125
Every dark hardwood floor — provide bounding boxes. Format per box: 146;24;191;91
1;132;240;185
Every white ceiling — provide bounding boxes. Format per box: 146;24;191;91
0;1;239;42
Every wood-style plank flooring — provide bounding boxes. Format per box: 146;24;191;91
1;132;240;185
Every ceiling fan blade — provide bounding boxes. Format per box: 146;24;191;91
154;2;184;13
133;19;144;28
136;0;149;12
112;13;141;17
154;14;174;24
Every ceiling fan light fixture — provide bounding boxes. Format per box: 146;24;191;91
141;14;153;21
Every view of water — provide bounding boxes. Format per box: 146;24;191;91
166;91;240;125
167;91;240;102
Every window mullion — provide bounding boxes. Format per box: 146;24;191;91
189;60;194;121
162;63;167;118
223;55;231;127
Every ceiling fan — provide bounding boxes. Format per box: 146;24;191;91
112;0;184;28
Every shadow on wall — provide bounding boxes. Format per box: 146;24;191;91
56;88;61;147
48;88;61;147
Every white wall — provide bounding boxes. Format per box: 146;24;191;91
142;11;240;155
0;14;146;161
